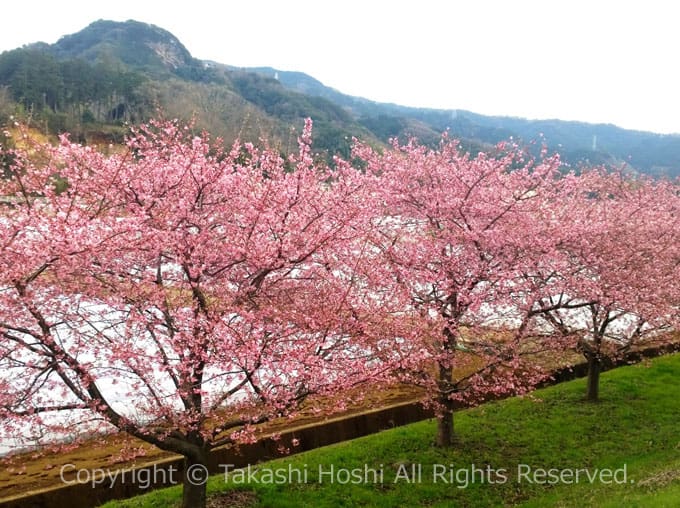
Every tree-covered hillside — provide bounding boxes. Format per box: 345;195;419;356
0;20;379;157
244;67;680;176
1;19;680;175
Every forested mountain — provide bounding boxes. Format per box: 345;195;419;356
50;19;200;77
0;20;376;155
1;19;679;176
243;66;680;177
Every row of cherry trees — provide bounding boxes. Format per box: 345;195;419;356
358;137;680;438
1;120;678;507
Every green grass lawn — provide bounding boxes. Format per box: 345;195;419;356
103;354;680;507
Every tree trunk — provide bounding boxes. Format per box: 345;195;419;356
436;408;454;447
586;353;600;402
436;323;458;447
436;359;455;447
182;451;209;508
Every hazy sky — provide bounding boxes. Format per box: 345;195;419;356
2;1;678;134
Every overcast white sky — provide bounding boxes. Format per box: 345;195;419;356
2;1;678;134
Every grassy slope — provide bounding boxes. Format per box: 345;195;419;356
103;353;680;507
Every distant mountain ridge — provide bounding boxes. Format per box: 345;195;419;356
241;66;680;177
1;19;679;177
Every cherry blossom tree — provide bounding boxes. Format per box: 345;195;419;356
528;169;680;401
0;120;405;507
355;137;570;446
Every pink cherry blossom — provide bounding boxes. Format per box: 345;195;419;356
0;119;407;507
